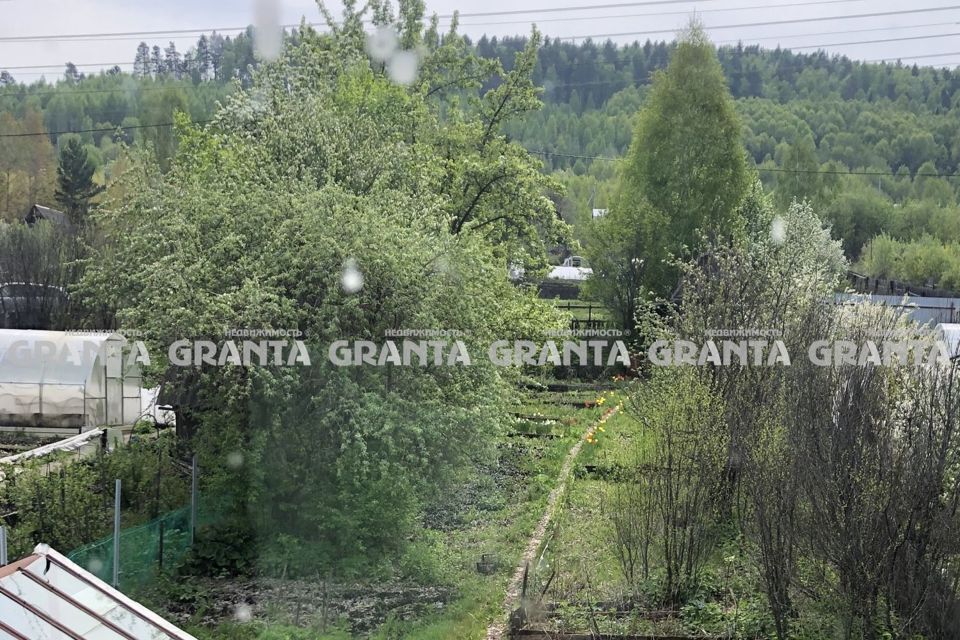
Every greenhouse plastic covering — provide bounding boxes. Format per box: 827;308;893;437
0;545;196;639
0;330;143;433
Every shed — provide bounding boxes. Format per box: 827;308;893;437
0;330;144;435
0;544;197;639
23;204;71;229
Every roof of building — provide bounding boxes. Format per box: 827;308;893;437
24;205;71;228
0;545;197;639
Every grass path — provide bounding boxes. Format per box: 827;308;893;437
486;405;620;640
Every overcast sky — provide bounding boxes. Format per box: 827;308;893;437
2;0;960;81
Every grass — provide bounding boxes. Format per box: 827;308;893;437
365;396;613;639
528;390;786;638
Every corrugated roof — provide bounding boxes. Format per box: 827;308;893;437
0;545;197;640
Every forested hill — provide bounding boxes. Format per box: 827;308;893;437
491;36;960;109
3;32;960;284
488;36;960;180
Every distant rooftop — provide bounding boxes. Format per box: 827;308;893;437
23;204;71;229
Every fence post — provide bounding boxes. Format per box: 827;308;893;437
190;454;198;545
158;519;164;571
0;526;7;566
112;479;121;588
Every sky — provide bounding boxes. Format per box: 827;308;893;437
1;0;960;81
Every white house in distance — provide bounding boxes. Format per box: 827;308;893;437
0;544;197;639
592;208;607;220
547;256;594;283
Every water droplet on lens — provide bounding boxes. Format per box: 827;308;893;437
387;50;420;85
367;27;399;63
341;258;364;293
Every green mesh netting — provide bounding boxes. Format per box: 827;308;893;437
67;500;219;591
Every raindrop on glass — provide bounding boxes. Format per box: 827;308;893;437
367;26;399;63
253;0;283;61
770;215;786;246
341;258;364;294
387;50;420;86
234;603;253;622
227;451;244;469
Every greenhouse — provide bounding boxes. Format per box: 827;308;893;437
0;330;144;435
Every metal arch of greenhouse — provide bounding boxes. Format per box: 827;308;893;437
0;330;144;436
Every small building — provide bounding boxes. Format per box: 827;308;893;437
0;330;144;436
0;544;197;639
592;208;607;219
548;256;593;282
22;204;71;229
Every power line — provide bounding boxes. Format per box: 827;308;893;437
2;62;131;71
9;18;960;76
528;149;960;178
0;0;914;44
448;0;726;18
0;83;233;99
4;5;959;77
0;2;723;44
713;21;960;45
557;5;960;40
870;50;960;62
455;0;871;26
0;119;213;138
788;31;960;51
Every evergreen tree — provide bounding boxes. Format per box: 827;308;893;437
164;41;182;78
150;45;163;76
133;42;150;78
196;34;211;79
54;137;104;226
63;62;81;83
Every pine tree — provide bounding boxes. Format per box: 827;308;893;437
63;62;81;83
164;41;182;78
54;138;104;227
151;45;163;77
196;34;211;80
133;42;150;78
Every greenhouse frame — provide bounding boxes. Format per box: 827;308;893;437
0;330;144;435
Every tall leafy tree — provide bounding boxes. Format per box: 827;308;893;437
616;21;750;297
54;137;103;226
